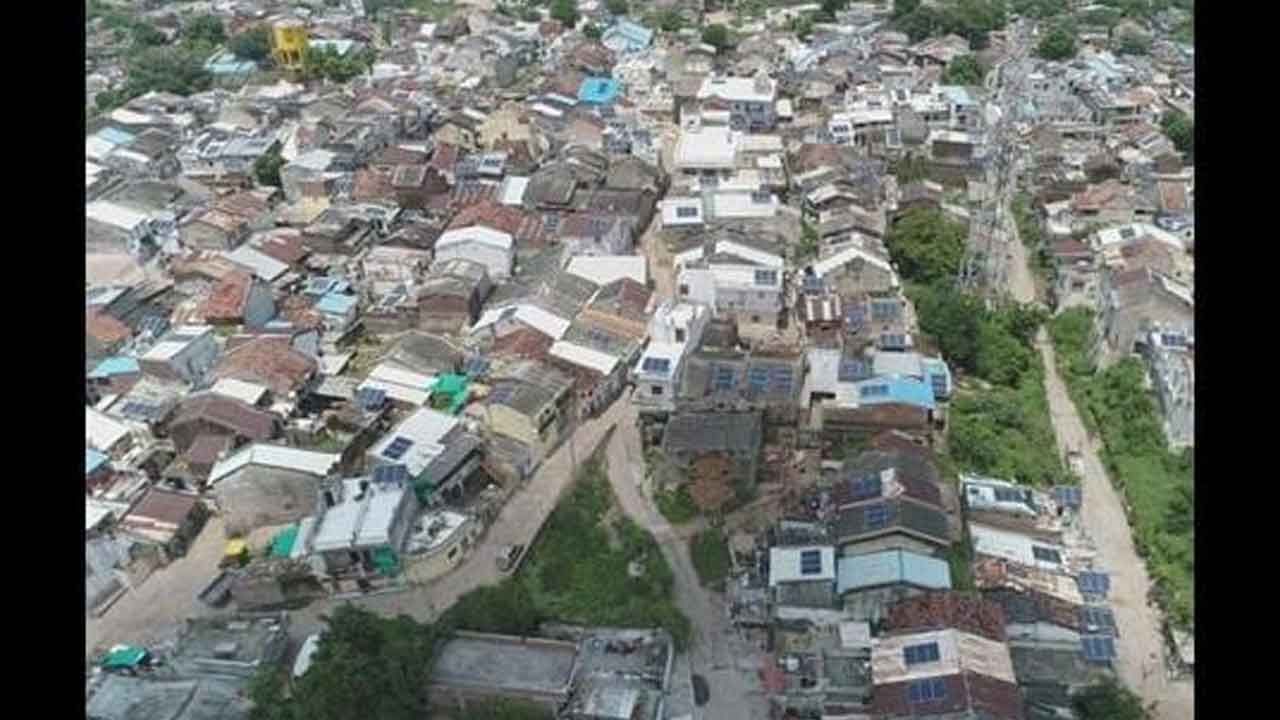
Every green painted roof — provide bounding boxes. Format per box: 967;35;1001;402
102;645;147;669
271;525;299;558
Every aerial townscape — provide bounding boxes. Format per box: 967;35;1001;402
83;1;1195;719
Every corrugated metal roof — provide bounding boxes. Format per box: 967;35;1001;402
548;340;619;376
209;444;340;485
86;407;131;452
837;549;952;594
89;356;141;379
315;292;358;316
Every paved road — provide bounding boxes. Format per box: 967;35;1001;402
606;398;770;720
1004;183;1193;720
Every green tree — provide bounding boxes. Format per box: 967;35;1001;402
790;12;815;40
897;5;942;42
583;22;603;39
701;23;733;51
657;10;685;32
892;0;921;20
254;145;285;187
442;579;545;636
820;0;850;20
891;155;931;184
885;208;968;285
185;14;226;47
125;44;214;97
550;0;579;27
1116;31;1150;55
250;605;446;720
1161;110;1194;157
605;0;629;15
229;25;273;62
1036;25;1077;60
942;54;984;85
1073;678;1151;720
130;22;167;48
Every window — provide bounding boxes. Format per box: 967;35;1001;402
1032;546;1062;564
675;329;685;342
907;678;947;704
676;206;699;219
903;642;941;666
651;385;664;396
751;315;761;323
799;550;823;575
679;284;690;296
754;269;778;286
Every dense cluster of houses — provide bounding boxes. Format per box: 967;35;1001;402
85;2;1192;718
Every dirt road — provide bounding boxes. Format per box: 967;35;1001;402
605;398;770;720
86;516;227;658
1004;194;1193;720
287;398;634;639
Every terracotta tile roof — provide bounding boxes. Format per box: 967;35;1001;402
985;588;1083;631
351;168;398;203
251;231;309;265
183;433;234;466
1051;239;1091;258
885;592;1007;642
86;309;132;346
212;336;316;396
200;270;254;322
589;278;653;318
172;394;278;441
429;143;460;174
1071;179;1131;213
1157;180;1188;213
277;295;325;331
489;327;554;361
448;200;552;246
873;674;968;717
123;487;200;528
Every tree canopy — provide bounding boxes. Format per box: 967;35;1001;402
605;0;629;15
229;25;273;62
942;54;984;85
701;24;733;51
254;145;285;188
184;14;226;47
550;0;579;27
895;0;1006;47
1073;678;1151;720
885;208;968;286
1036;25;1078;60
249;605;446;720
1161;110;1194;158
302;45;375;84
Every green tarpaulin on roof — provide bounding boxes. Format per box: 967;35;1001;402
372;546;400;577
102;645;147;670
430;374;470;415
270;525;299;558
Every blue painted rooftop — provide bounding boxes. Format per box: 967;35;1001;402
304;277;350;296
853;376;936;410
86;448;109;476
96;127;136;146
89;356;141;379
607;19;653;48
836;549;951;595
578;77;621;105
316;292;358;316
204;49;258;75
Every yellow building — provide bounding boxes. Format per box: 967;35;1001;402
271;20;308;71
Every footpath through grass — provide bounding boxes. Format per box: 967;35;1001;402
1050;308;1194;629
444;440;693;649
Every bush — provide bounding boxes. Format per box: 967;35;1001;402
1074;677;1151;720
701;23;733;51
1050;309;1194;628
885;209;968;286
229;25;273;62
1037;25;1077;60
656;485;698;524
689;530;731;587
942;54;984;85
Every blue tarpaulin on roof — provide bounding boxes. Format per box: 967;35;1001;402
578;78;621;105
86;448;109;476
89;356;141;379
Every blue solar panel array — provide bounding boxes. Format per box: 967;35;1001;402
1080;606;1116;635
382;436;414;460
642;357;672;374
372;464;410;486
903;642;941;665
1077;572;1111;596
799;549;823;575
849;473;882;502
907;677;947;703
1053;485;1083;509
864;503;892;529
839;358;871;382
711;365;737;392
1081;635;1117;662
356;387;387;411
860;384;890;399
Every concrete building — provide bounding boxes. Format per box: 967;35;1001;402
433;226;515;281
207;444;341;535
697;74;778;131
138;325;220;386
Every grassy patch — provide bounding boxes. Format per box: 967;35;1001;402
948;367;1070;486
446;449;692;649
1050;308;1194;629
689;529;731;588
655;485;698;524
